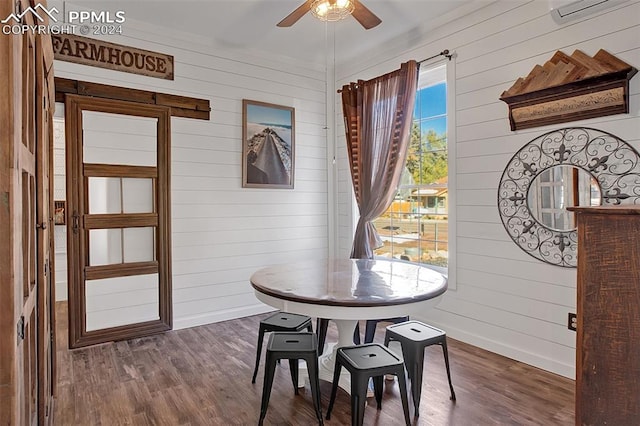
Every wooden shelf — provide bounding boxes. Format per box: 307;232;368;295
500;49;637;131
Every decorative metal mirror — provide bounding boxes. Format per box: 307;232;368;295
498;127;640;267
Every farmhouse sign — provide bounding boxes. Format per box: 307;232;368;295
51;34;174;80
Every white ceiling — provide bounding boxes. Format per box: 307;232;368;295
67;0;477;66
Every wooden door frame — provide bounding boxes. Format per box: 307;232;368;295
35;24;56;425
65;94;172;348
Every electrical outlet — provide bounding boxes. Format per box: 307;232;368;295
568;312;577;331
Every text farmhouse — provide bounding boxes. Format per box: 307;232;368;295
52;34;174;80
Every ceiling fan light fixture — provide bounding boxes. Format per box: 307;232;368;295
311;0;355;22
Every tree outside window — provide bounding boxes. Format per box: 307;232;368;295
374;63;448;267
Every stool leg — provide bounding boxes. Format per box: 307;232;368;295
325;362;342;420
395;366;412;426
364;320;377;344
372;375;384;409
288;359;299;395
259;351;277;425
252;326;266;384
353;322;361;345
394;316;410;324
402;343;424;417
352;375;369;426
440;339;456;401
316;318;328;356
305;355;324;425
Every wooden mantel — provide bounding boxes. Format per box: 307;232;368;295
500;49;637;130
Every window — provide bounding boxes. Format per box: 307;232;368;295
374;62;451;269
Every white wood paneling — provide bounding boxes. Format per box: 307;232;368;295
337;0;640;378
53;13;329;330
53;115;68;301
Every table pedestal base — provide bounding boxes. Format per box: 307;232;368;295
299;319;358;394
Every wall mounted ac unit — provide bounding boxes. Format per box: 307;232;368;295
549;0;629;23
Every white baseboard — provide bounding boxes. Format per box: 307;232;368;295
412;314;576;380
173;304;276;330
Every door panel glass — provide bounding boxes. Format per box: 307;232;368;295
85;273;160;331
122;178;154;213
88;177;122;214
123;227;155;262
82;111;157;166
89;227;155;265
89;229;123;266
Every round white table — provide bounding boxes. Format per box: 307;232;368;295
250;258;448;392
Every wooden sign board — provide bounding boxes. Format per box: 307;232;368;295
51;34;174;80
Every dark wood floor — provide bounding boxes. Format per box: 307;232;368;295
54;302;575;425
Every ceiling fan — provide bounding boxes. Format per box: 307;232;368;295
277;0;382;30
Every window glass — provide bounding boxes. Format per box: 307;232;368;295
122;178;154;213
89;227;156;266
88;177;122;214
374;62;449;268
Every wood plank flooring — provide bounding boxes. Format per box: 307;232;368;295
53;302;575;425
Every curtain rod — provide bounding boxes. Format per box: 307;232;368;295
418;49;452;63
337;51;451;93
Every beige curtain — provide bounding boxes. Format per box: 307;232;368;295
341;60;419;259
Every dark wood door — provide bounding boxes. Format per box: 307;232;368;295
65;95;172;349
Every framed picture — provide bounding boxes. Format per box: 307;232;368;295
54;200;66;225
242;99;295;189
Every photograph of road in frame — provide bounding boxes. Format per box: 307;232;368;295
242;99;295;189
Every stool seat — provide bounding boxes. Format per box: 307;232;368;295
262;312;312;330
386;320;445;343
268;331;316;353
340;343;402;371
259;332;323;425
326;343;411;426
252;312;313;384
385;320;456;417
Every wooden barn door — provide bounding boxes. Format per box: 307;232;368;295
65;95;172;349
0;0;55;424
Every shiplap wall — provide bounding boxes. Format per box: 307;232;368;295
336;0;640;378
53;115;67;300
52;12;330;329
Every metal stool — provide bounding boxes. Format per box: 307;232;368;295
325;343;411;426
362;316;409;343
252;312;312;383
258;332;323;425
384;320;456;417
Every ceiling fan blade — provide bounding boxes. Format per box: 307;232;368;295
277;1;313;27
352;1;382;29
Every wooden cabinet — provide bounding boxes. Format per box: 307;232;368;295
570;206;640;425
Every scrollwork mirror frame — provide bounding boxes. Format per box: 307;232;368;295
498;127;640;267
